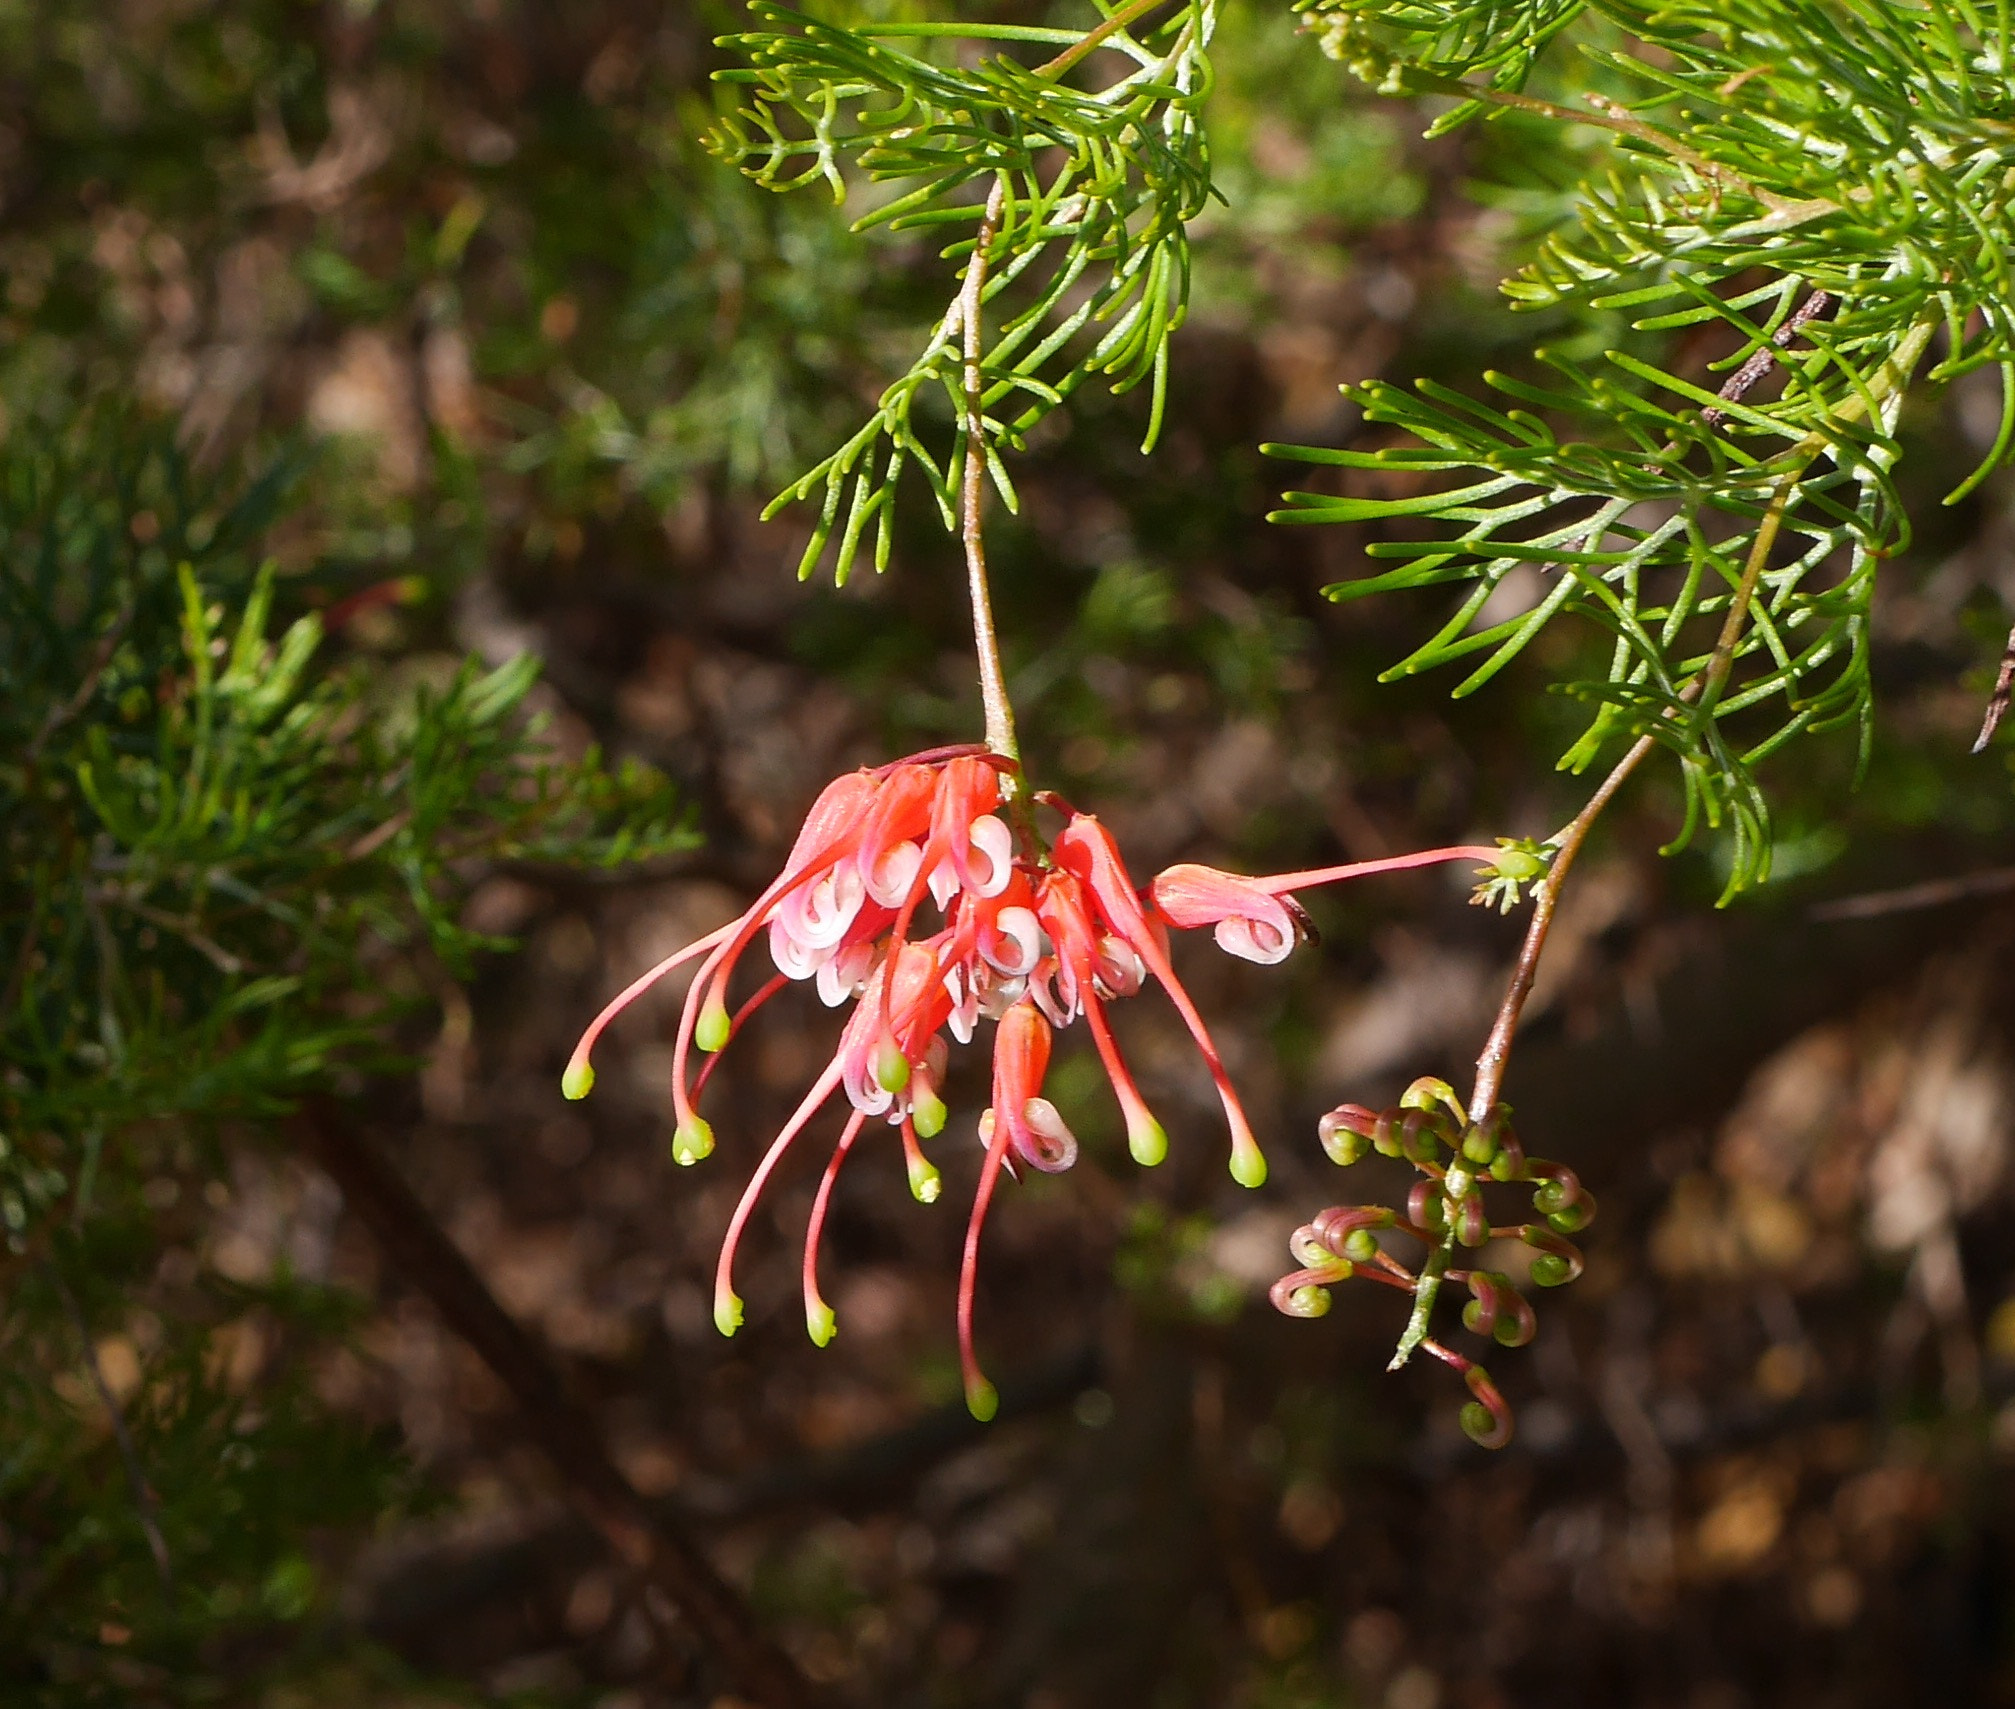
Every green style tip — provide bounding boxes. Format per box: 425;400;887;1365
911;1086;947;1140
965;1377;999;1423
713;1290;744;1337
694;996;732;1054
561;1059;595;1101
907;1155;943;1204
671;1116;715;1167
806;1300;837;1347
873;1039;911;1095
1228;1142;1268;1190
1128;1115;1168;1169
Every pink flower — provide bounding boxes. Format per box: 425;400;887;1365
564;745;1506;1416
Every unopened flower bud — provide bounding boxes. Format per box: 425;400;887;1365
1546;1192;1596;1235
1288;1283;1332;1318
1456;1191;1489;1248
1290;1226;1334;1268
1460;1364;1514;1448
1399;1108;1442;1166
1408;1180;1447;1231
1342;1228;1380;1264
1461;1104;1511;1165
1318;1104;1378;1167
1521;1225;1584;1287
1399;1075;1460;1118
1370;1109;1403;1157
1530;1164;1583;1217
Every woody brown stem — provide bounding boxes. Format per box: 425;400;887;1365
299;1099;814;1709
960;179;1016;765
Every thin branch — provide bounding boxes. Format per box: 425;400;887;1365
959;178;1018;766
1703;289;1834;425
1812;865;2015;922
1973;622;2015;753
298;1100;816;1709
1465;732;1658;1129
27;602;135;764
1034;0;1171;81
50;1266;174;1597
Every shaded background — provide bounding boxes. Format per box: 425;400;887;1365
10;1;2015;1704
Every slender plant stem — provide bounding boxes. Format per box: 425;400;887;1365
1467;451;1810;1132
300;1100;815;1709
1465;731;1658;1128
1034;0;1170;81
960;178;1017;765
51;1265;175;1597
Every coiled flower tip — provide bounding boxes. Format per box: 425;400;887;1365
564;744;1503;1417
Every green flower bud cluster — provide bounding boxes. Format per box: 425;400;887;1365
1282;1080;1597;1448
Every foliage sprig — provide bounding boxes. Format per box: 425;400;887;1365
708;0;1218;584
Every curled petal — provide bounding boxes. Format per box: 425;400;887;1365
962;814;1014;897
815;938;878;1008
769;915;830;981
776;862;867;952
982;905;1044;978
1016;1097;1079;1174
864;840;925;908
1092;934;1144;999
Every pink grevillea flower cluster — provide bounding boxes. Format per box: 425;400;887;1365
564;744;1501;1418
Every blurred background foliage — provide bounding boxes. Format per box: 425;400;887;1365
7;2;2015;1706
